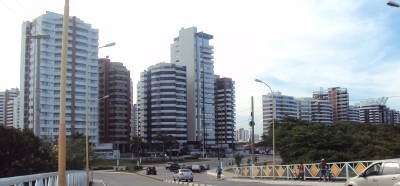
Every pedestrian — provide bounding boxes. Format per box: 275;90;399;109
299;161;304;181
318;159;327;182
228;161;231;166
263;160;267;166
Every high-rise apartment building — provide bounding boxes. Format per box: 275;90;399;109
0;88;19;126
98;58;132;152
13;96;21;128
313;87;349;122
137;62;188;145
170;27;216;147
20;11;99;142
214;76;236;150
262;92;298;135
355;98;388;124
388;109;400;124
235;128;249;142
348;105;360;122
296;97;333;124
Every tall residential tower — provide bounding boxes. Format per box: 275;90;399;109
20;11;100;142
170;27;216;147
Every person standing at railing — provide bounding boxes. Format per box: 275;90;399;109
318;159;327;182
299;161;304;181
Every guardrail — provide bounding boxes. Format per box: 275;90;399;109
0;171;88;186
232;160;376;181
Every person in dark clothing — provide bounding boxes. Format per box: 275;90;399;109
319;159;327;182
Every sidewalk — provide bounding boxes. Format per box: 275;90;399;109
207;168;345;186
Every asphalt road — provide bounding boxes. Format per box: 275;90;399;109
93;171;176;186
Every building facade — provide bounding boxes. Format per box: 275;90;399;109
262;92;298;135
137;62;188;145
348;105;360;122
313;87;349;122
98;58;132;152
355;98;388;124
0;88;20;126
235;128;249;142
20;11;100;142
170;27;216;147
296;97;333;124
214;76;236;150
13;96;21;129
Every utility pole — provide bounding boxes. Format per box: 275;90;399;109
250;96;255;179
27;34;50;136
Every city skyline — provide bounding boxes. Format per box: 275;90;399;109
1;0;400;135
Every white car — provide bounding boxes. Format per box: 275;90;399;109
345;158;400;186
173;169;194;182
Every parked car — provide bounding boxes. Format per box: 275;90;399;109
191;164;202;173
202;164;210;170
146;166;157;175
165;162;174;169
169;163;181;171
345;158;400;186
173;169;194;182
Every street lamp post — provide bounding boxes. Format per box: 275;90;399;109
255;79;276;179
86;95;109;185
85;42;114;186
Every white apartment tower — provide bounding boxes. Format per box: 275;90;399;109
137;62;188;144
170;27;216;146
262;92;299;135
20;11;99;143
355;98;388;124
348;105;360;122
0;88;19;126
296;97;333;124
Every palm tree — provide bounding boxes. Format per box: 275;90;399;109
154;132;168;156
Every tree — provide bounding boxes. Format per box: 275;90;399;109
130;136;143;157
0;126;55;178
154;132;169;156
165;135;177;160
52;132;99;170
234;154;244;167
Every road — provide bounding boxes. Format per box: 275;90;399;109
93;154;297;186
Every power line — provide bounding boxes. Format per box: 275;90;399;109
14;0;31;18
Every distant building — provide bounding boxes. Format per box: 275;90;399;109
262;92;298;135
313;87;349;122
12;96;21;129
254;134;260;142
348;105;360;122
235;128;249;142
296;97;333;124
355;97;388;124
0;88;19;126
98;58;132;153
214;76;236;150
388;109;400;124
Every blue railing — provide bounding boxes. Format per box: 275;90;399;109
0;171;88;186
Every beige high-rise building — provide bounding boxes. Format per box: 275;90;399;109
313;87;349;122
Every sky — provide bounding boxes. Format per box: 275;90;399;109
1;0;400;136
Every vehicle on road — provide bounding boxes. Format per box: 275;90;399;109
191;164;202;173
199;165;205;172
178;163;185;169
184;164;192;171
344;158;400;186
146;166;157;175
165;162;174;169
169;163;181;171
202;164;210;170
173;169;194;182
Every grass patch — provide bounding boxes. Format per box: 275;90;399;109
224;168;233;173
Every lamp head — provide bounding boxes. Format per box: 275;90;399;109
105;42;116;47
388;1;400;7
103;95;110;99
255;79;262;83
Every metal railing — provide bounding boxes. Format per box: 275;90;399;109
0;171;88;186
232;160;376;181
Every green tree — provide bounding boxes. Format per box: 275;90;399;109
165;135;177;160
0;126;55;178
234;154;244;167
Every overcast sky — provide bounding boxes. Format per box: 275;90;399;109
1;0;400;135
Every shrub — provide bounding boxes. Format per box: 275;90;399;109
92;166;113;170
133;165;143;171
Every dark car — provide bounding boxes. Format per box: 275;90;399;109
184;164;192;171
169;163;181;171
199;165;205;172
146;166;157;175
202;164;210;170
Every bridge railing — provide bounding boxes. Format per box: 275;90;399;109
232;160;376;181
0;171;88;186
